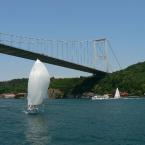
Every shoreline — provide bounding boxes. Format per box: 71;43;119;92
0;92;144;99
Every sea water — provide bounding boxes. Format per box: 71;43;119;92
0;98;145;145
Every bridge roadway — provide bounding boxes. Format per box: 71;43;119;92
0;43;107;75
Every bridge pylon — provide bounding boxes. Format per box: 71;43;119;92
93;38;110;73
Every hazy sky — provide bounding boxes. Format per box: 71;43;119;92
0;0;145;81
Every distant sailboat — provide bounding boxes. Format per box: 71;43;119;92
27;59;50;114
114;88;120;99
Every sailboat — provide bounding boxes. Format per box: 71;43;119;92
114;88;120;99
27;59;50;114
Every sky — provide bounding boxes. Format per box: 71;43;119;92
0;0;145;81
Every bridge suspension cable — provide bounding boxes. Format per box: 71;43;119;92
107;40;122;70
0;32;112;73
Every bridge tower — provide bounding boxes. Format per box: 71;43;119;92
93;38;110;73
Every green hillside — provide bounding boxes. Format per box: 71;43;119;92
50;74;104;97
0;78;28;94
0;61;145;97
93;61;145;96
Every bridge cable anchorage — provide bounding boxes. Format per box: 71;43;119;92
107;39;122;70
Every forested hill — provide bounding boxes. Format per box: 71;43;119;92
0;61;145;97
93;61;145;96
0;78;28;94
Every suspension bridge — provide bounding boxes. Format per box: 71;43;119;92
0;33;114;75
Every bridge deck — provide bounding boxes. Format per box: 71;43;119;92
0;43;106;75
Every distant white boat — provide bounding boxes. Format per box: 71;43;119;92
114;88;120;99
27;59;50;114
92;94;109;100
92;95;101;100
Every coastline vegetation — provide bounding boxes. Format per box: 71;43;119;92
0;61;145;98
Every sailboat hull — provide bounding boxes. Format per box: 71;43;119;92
26;107;39;114
26;109;39;114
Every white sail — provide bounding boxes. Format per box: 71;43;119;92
114;88;120;99
27;59;50;106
